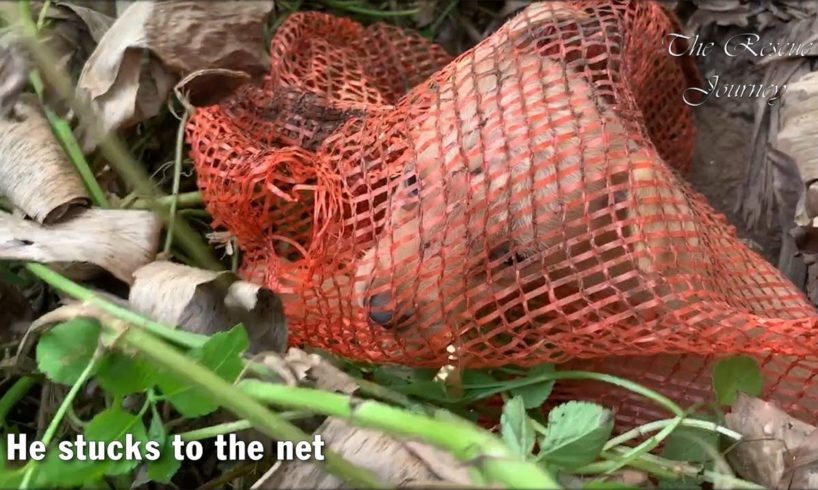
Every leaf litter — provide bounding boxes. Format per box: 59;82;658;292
5;0;818;488
253;348;473;489
0;208;161;283
0;95;89;223
726;393;818;488
75;0;273;151
129;261;286;353
0;28;29;118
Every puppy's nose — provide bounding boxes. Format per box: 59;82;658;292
367;292;394;326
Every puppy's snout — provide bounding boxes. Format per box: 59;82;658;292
367;292;394;325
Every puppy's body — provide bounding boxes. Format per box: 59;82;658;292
351;3;699;349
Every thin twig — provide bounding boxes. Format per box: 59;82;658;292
164;110;191;255
130;191;203;210
20;347;103;489
604;417;742;451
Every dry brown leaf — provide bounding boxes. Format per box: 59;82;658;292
0;29;29;119
780;428;818;489
251;348;472;489
401;441;473;486
768;70;818;257
725;393;817;487
256;417;476;489
53;2;116;41
735;14;818;233
778;72;818;186
0;96;90;223
129;261;286;353
33;1;115;114
0;208;161;284
284;348;358;394
174;68;252;108
683;0;808;31
76;0;273;151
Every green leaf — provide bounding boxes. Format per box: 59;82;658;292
0;263;26;286
145;409;179;483
458;370;508;402
539;401;614;469
510;364;555;409
372;366;452;403
713;355;763;405
85;406;149;476
36;318;101;385
32;453;109;489
658;414;718;489
96;353;158;398
500;396;536;459
460;370;498;385
584;482;640;490
147;437;180;483
373;366;439;384
661;417;718;463
147;409;165;442
157;325;249;417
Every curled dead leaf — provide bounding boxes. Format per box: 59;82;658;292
736;16;818;231
76;0;273;151
725;393;817;487
175;68;252;108
0;208;161;284
0;96;90;223
780;427;818;490
129;261;286;353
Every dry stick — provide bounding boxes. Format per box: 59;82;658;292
12;3;221;271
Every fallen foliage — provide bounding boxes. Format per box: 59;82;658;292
0;96;89;223
130;261;286;353
0;208;160;283
76;0;274;151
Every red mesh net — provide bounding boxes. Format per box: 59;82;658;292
187;1;818;421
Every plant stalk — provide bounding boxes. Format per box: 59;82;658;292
239;379;561;488
102;320;384;489
26;263;207;349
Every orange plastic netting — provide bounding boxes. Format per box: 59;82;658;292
187;1;818;422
